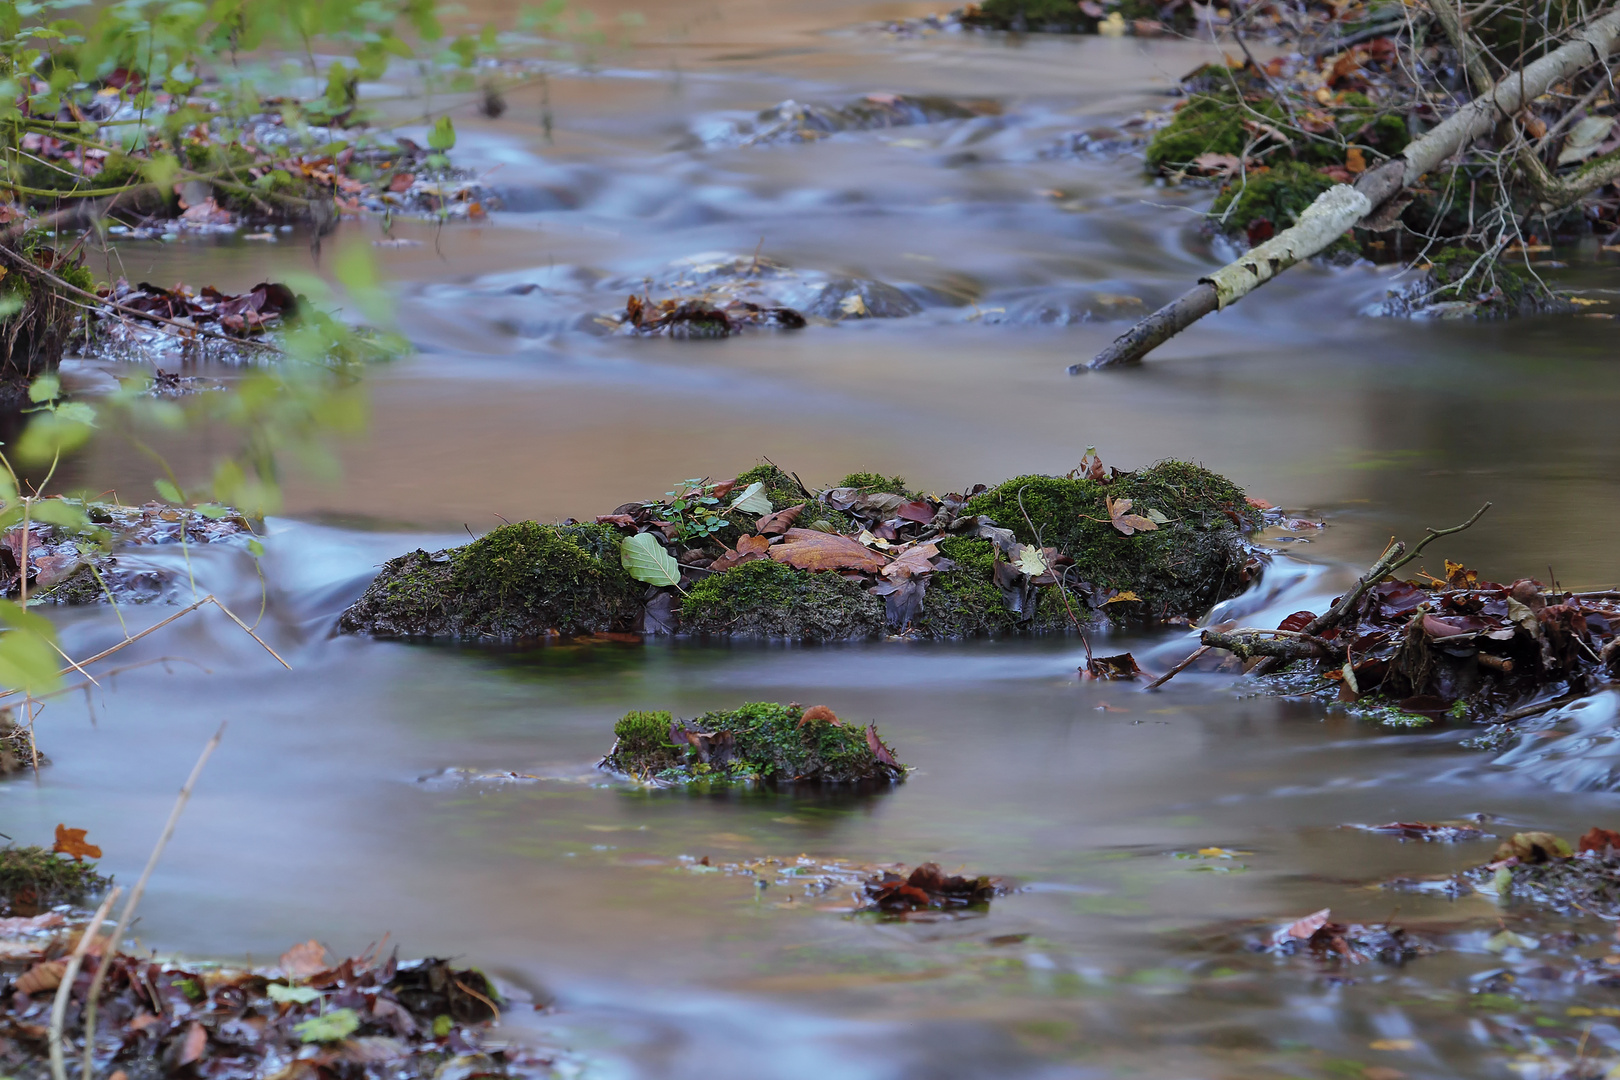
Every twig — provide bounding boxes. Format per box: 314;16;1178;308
208;597;291;670
48;886;121;1080
80;725;223;1080
1382;502;1493;579
1143;644;1212;690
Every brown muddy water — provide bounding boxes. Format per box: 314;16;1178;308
14;1;1620;1077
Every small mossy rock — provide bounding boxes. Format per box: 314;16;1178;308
1147;90;1406;176
1381;246;1574;318
839;472;910;495
337;522;641;639
679;559;886;641
0;845;110;915
600;701;904;785
1210;162;1359;258
733;463;808;512
963;461;1258;623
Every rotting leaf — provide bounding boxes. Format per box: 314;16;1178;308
728;482;772;516
1277;907;1332;944
1579;827;1620;854
1493;832;1572;865
756;504;805;536
709;534;773;573
52;824;101;861
865;723;900;768
1083;653;1143;680
178;1021;208;1065
1100;496;1158;536
15;959;65;995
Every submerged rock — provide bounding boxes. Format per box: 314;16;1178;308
340;458;1261;643
599;702;904;785
1378;246;1575;318
692;94;986;149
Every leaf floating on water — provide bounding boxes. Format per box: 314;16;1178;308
52;824;101;861
621;533;682;588
1355;821;1486;842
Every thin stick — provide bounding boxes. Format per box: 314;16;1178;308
1143;644;1212;690
80;725;223;1080
208;597;290;670
49;886;121;1080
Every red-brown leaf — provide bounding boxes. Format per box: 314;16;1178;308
178;1021;208;1066
1283;908;1332;940
865;723;899;768
279;940;331;979
53;824;101;861
894;500;936;524
756;504;805;536
1278;611;1315;633
769;529;889;573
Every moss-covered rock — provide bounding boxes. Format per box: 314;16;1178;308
1147;89;1406;175
0;232;96;389
1381;246;1575;318
679;559;886;641
337;521;642;639
962;0;1180;32
962;460;1259;624
1210;162;1360;257
600;701;904;786
0;845;110;915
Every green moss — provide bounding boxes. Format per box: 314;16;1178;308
1146;92;1285;172
601;701;904;785
963;0;1097;32
1148;88;1406;176
963;461;1256;623
337;522;642;639
679;558;884;640
0;846;110;915
1415;246;1571;317
839;472;910;494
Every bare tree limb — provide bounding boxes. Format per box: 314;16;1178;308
1079;6;1620;371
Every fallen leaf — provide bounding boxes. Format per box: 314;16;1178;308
882;542;940;581
294;1008;361;1043
756;504;805;535
728;482;772;515
1369;1039;1415;1051
0;912;64;936
839;293;868;317
799;705;840;726
621;533;682;588
1011;544;1048;577
279;940;331;979
53;824;101;861
1345;147;1367;174
1083;653;1142;679
1579;826;1620;854
1103;496;1158;536
1493;831;1571;864
894;500;936;525
709;533;774;573
1282;908;1332;941
865;723;900;768
1191;152;1244;178
178;1021;208;1065
268;982;322;1004
770;528;889;573
15;959;65;995
1101;590;1140;605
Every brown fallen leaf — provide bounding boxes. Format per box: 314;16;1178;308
1580;827;1620;854
894;500;936;525
756;504;805;536
1082;653;1142;680
178;1021;208;1066
1102;496;1157;537
769;528;889;573
594;514;638;528
53;823;102;861
1281;908;1332;942
388;172;415;193
279;939;331;979
16;959;66;995
1191;152;1244;178
799;705;840;727
709;533;774;573
882;542;940;582
865;723;900;769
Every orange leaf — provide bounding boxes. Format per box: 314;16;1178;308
1283;907;1331;940
709;534;774;573
756;504;805;536
798;705;840;727
53;824;102;861
1345;147;1367;174
16;959;65;995
278;939;331;979
768;529;889;573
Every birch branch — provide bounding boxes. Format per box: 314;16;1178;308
1078;5;1620;372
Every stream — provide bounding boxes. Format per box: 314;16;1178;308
9;0;1620;1075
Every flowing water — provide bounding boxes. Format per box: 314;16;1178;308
12;2;1620;1076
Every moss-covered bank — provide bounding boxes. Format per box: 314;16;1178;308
0;846;109;915
1381;246;1575;318
340;459;1261;643
600;702;904;785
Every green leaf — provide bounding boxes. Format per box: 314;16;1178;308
427;115;456;151
432;1014;453;1037
247;538;266;558
28;498;89;533
141;152;179;194
620;532;680;588
0;600;62;695
154;478;184;504
194;503;228;519
1146;508;1171;525
293;1008;359;1043
268;983;321;1004
15;411;93;463
27;374;59;404
54;402;95;426
729;482;771;518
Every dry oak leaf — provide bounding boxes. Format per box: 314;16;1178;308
756;503;806;536
1279;907;1332;943
16;959;66;995
769;528;889;573
799;705;840;727
1103;497;1158;537
279;939;332;979
53;823;102;861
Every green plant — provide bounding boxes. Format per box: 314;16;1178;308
647;479;730;542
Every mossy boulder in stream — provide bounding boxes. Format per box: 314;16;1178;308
337;521;642;638
0;845;110;915
1380;246;1574;318
600;702;904;786
340;459;1260;643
